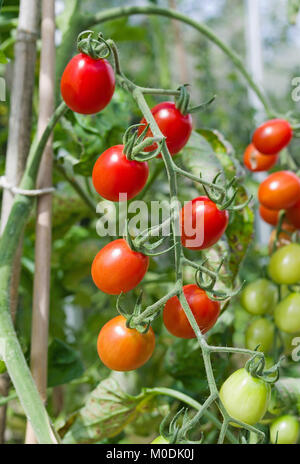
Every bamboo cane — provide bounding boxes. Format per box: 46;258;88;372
0;0;40;444
25;0;55;444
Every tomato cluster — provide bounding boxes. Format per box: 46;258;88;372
61;52;229;372
243;119;293;173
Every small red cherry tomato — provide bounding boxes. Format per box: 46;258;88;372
258;171;300;211
286;199;300;229
252;119;293;155
138;102;192;156
60;53;115;114
91;239;149;295
180;196;229;250
243;144;278;172
163;284;220;339
97;315;155;371
92;145;149;201
259;204;280;226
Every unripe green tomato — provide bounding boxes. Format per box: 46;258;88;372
268;244;300;285
241;279;277;315
0;360;6;374
270;415;300;444
245;318;275;353
219;368;270;426
151;436;169;444
274;293;300;334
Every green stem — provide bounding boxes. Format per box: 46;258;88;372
0;102;67;444
86;5;272;115
146;387;238;444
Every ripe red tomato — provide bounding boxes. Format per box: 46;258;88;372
97;315;155;371
91;239;149;295
180;196;229;250
60;53;115;114
258;171;300;210
92;145;149;201
139;102;192;156
259;204;280;226
243;144;278;172
252;119;293;155
286;199;300;229
163;284;220;338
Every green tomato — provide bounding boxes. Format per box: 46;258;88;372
274;293;300;334
245;318;275;353
0;360;6;374
269;244;300;285
219;368;270;426
270;415;300;444
241;279;277;315
151;436;169;444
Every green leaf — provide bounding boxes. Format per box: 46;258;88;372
48;338;84;388
164;338;229;392
0;49;7;64
60;375;155;444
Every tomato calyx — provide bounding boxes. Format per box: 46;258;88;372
116;291;154;334
123;123;165;161
159;407;203;445
174;84;215;115
245;353;283;384
183;254;244;301
77;30;112;60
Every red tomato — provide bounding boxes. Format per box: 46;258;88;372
92;145;149;201
259;204;280;226
97;315;155;371
180;196;229;250
163;284;220;338
286;199;300;229
60;53;115;114
138;102;192;156
91;239;149;295
258;171;300;210
252;119;293;155
243;144;278;172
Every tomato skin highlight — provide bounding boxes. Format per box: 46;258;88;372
258;171;300;210
180;196;229;250
274;293;300;334
92;145;149;201
60;53;115;114
243;144;278;172
241;278;277;315
270;415;300;444
252;119;293;155
219;368;270;426
268;243;300;285
245;318;275;353
139;102;192;156
97;315;155;371
163;284;220;339
91;239;149;295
